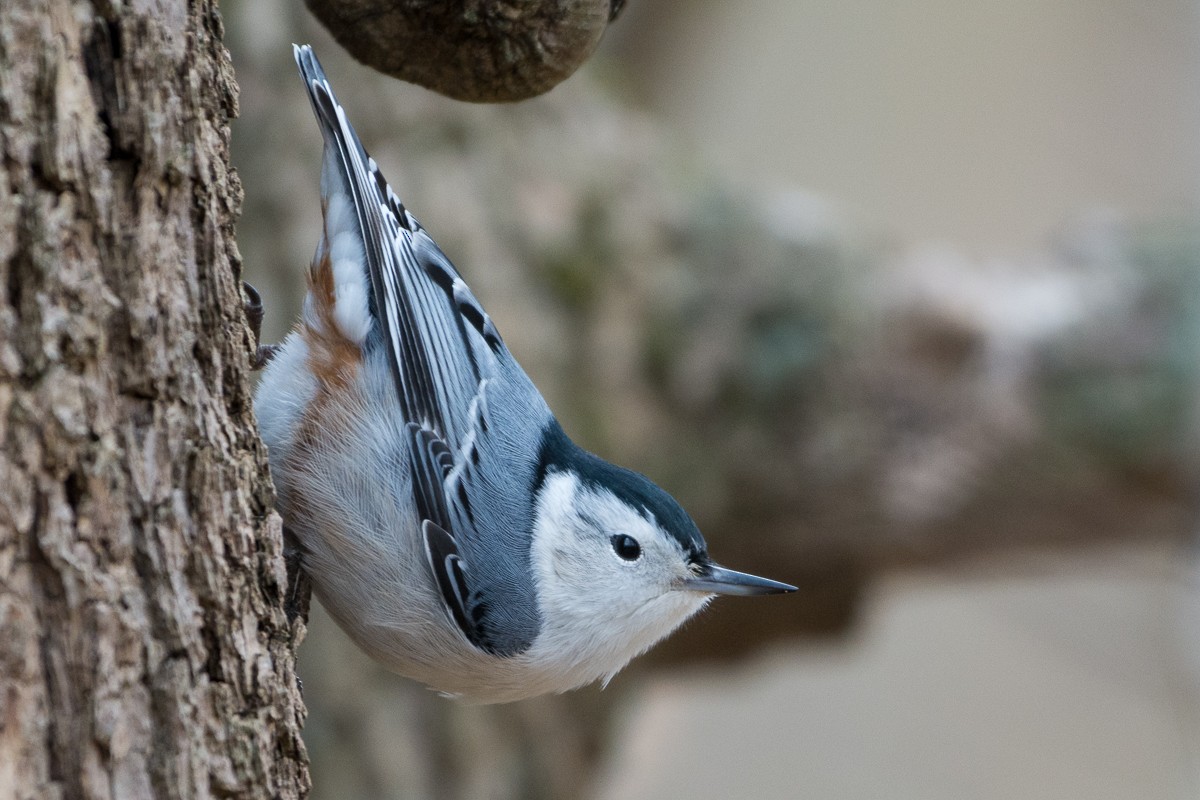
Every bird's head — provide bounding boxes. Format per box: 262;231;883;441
525;423;794;683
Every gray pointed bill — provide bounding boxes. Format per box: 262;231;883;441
685;562;797;596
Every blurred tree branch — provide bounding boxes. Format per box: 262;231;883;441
304;0;624;101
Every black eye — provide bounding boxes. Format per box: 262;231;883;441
610;534;641;561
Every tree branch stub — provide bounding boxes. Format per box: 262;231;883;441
304;0;621;102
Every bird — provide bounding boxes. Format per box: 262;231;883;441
251;44;795;704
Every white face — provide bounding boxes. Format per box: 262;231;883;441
527;472;712;685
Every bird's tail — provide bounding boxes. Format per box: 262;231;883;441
292;43;387;381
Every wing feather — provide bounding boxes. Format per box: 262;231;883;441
294;45;541;655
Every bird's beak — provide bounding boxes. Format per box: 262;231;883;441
684;562;797;596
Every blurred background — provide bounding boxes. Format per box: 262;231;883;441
227;1;1200;797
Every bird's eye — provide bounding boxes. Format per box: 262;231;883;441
610;534;641;561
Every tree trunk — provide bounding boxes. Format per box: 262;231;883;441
0;3;309;798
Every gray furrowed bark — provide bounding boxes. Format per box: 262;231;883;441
0;3;310;798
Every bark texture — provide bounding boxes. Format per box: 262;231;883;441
0;3;309;798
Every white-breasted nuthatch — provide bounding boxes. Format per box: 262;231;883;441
253;45;795;704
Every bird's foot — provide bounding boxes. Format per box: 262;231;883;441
243;281;281;370
283;528;312;626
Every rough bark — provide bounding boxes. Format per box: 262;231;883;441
0;3;309;798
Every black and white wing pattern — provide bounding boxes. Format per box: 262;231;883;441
295;45;544;656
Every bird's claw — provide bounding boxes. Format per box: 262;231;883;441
243;281;280;370
283;528;312;626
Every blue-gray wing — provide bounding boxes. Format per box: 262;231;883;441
294;45;544;656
